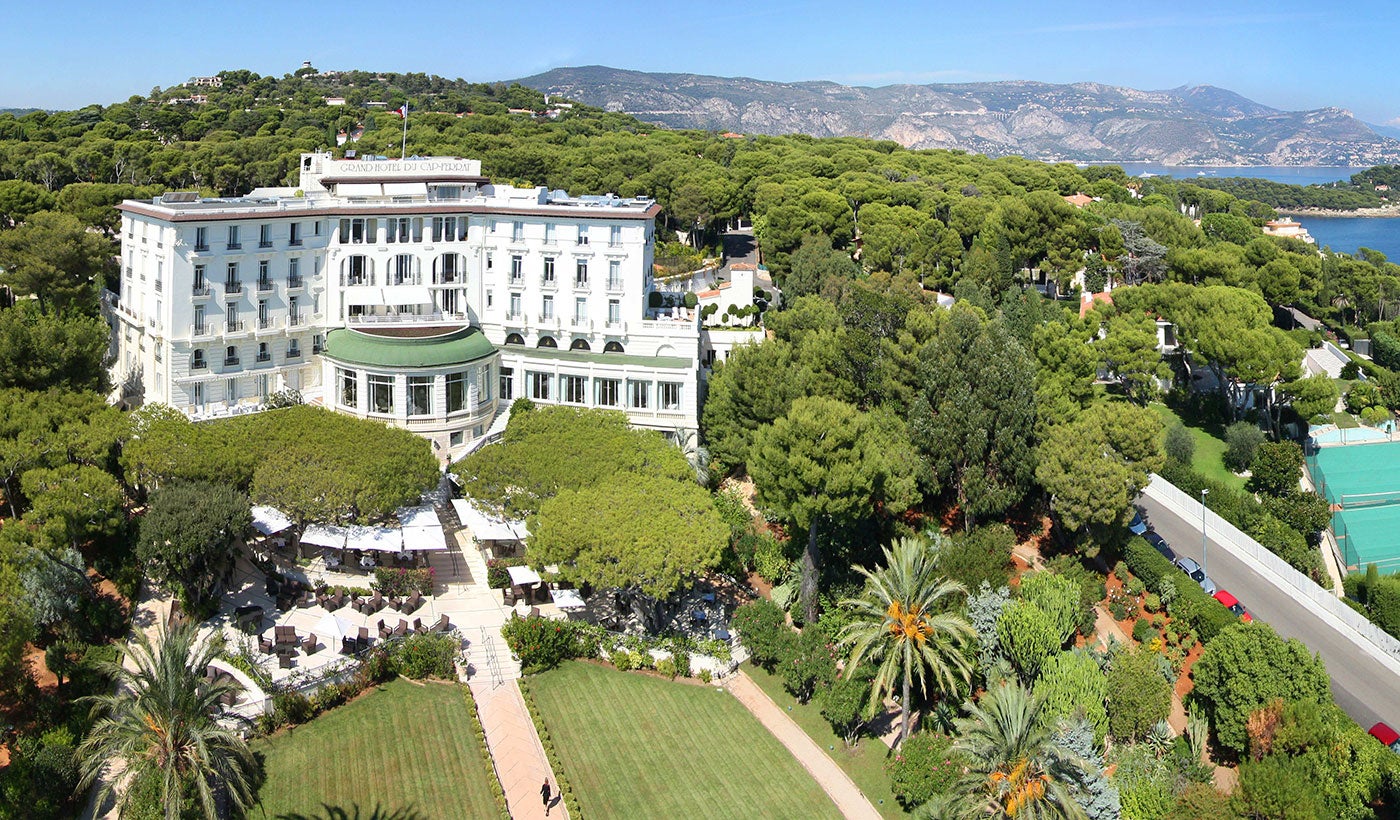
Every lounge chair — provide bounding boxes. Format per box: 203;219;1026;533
297;591;315;609
387;596;403;612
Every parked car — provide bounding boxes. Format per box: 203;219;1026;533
1145;532;1176;562
1212;589;1253;622
1174;556;1218;595
1369;722;1400;754
1129;510;1148;536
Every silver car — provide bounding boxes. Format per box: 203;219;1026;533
1174;556;1218;595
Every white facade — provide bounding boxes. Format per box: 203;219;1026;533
110;152;702;456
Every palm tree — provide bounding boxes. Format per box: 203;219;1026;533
949;682;1089;820
839;535;975;748
77;622;257;820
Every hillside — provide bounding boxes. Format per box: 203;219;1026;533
514;65;1400;166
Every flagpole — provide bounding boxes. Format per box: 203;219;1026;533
400;104;408;160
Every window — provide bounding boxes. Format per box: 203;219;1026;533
313;334;324;354
530;372;551;401
485;253;493;272
368;374;393;414
447;372;468;413
346;256;369;286
486;290;493;308
510;255;523;282
608;299;621;325
628;379;650;409
289;222;302;246
224;345;239;366
225;262;240;292
194;226;208;251
499;367;514;400
340;218;377;244
576;225;589;245
191;349;207;369
288;257;301;287
226;378;238;402
563;375;587;404
226;225;240;250
545;223;556;245
450;431;465;447
257;299;269;329
259;224;272;248
386;217;422;243
509;293;522;319
338;368;358;408
543;257;556;285
314;220;323;236
512;221;523;242
574;297;588;324
575;260;588;288
287;339;301;358
194;306;206;335
408;375;433;417
660;382;682;410
479;364;493;402
225;304;239;331
595;378;620;407
608;259;622;289
432;216;458;243
392;254;416;285
258;260;271;290
541;294;554;319
191;382;204;407
610;225;622;247
155;345;162;363
256;342;270;363
193;264;207;295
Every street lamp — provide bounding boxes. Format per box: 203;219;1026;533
1200;488;1209;577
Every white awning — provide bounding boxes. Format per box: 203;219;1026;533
344;286;384;306
451;499;528;541
403;525;447;551
301;524;347;549
396;505;440;529
251;505;293;536
507;565;542;586
382;182;424;196
382;285;434;305
345;525;403;553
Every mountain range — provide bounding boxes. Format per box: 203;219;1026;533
515;66;1400;167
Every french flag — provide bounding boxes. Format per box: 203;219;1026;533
394;104;408;118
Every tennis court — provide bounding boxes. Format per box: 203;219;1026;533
1308;441;1400;572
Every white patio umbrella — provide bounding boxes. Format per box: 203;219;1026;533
313;613;356;644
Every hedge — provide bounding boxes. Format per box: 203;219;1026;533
1122;537;1236;642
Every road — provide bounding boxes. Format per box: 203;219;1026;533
1136;493;1400;733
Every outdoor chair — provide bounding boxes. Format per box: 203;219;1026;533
296;591;315;608
259;636;274;655
431;614;450;633
278;652;293;669
413;617;425;634
529;606;541;619
502;586;518;606
357;626;371;648
378;619;391;640
392;620;408;638
352;595;365;612
274;626;295;646
220;690;238;706
340;637;356;655
302;634;318;655
368;592;384;612
403;591;422;614
329;590;346;610
387;596;403;612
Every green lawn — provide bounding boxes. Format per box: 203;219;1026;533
1149;403;1245;490
1333;410;1361;429
529;662;841;819
744;663;909;818
251;679;501;819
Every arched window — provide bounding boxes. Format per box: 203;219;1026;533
224;345;238;365
604;341;625;354
504;333;525;346
537;336;557;349
569;338;591;351
191;349;206;369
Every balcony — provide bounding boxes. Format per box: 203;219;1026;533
286;348;302;360
224;282;243;295
226;243;241;251
193;243;209;253
605;319;625;331
257;279;274;293
154;279;163;294
570;317;592;329
224;320;246;335
224;356;240;367
540;277;557;291
287;275;305;289
504;312;525;323
288;313;305;327
258;241;273;249
191;359;208;370
193;323;215;339
607;279;625;293
573;278;589;290
255;352;272;364
346;312;468;328
256;318;278;334
192;284;211;298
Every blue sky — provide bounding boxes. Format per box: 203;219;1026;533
7;0;1399;124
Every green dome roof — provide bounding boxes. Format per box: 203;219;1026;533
324;326;496;369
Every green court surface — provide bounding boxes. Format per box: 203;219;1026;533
1309;441;1400;572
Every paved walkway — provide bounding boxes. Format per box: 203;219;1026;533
726;671;882;820
470;679;567;820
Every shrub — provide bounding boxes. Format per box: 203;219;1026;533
753;535;792;583
1034;650;1109;745
887;732;964;809
1109;600;1129;621
820;666;871;747
373;566;435;597
394;632;459;679
1107;648;1172;742
610;649;633;671
1164;423;1196;466
485;557;525;589
1250;440;1304;496
273;690;314;726
1123;536;1235;642
1126;577;1146;597
1223;421;1266;472
1144;593;1162;613
656;657;678;679
782;628;836;703
501;615;591;674
629;650;652;670
698;668;713;684
732;598;795;671
941;524;1017;591
1132;618;1156;643
682;291;698;309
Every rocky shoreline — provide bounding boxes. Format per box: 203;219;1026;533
1277;206;1400;219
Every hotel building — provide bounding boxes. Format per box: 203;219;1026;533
110;152;708;456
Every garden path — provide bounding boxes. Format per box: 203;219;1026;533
727;670;883;820
470;679;568;820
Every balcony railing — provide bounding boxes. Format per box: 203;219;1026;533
255;352;272;363
226;242;241;250
258;240;273;249
257;280;274;292
574;278;589;289
541;277;557;290
289;313;305;327
154;279;163;293
286;349;302;360
224;356;240;367
287;275;305;289
570;317;591;329
193;243;209;252
225;320;245;333
192;284;211;297
257;318;274;331
224;282;243;295
346;312;467;326
191;359;208;370
193;323;213;338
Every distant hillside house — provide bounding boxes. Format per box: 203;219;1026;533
187;76;222;88
1063;192;1095;208
324;97;347;106
1263;218;1314;244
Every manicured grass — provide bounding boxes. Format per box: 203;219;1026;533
529;661;841;819
1333;410;1361;429
1149;403;1245;490
251;679;501;819
744;663;910;818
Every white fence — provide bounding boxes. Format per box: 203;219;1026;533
1145;474;1400;667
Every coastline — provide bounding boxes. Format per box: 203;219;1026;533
1278;207;1400;219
